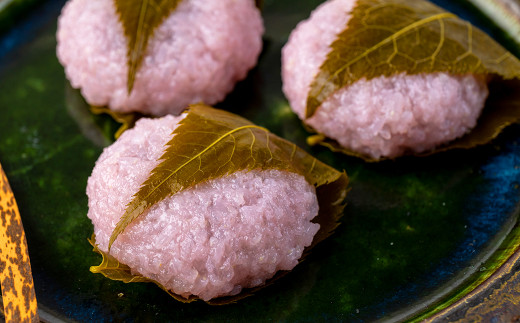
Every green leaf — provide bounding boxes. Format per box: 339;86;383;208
305;0;520;118
115;0;183;94
108;103;348;251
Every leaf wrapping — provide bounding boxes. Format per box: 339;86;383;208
91;104;348;303
304;0;520;160
305;0;520;118
115;0;183;93
109;104;348;250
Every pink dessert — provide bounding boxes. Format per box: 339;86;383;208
282;0;489;159
57;0;264;116
86;115;320;301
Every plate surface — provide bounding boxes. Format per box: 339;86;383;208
1;0;520;321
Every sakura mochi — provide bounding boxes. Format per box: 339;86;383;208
281;0;489;159
57;0;263;116
86;115;320;301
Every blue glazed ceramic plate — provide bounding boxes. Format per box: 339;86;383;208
1;0;520;321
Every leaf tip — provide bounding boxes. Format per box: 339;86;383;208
108;222;123;252
305;98;318;119
126;71;136;96
108;200;149;252
108;229;119;253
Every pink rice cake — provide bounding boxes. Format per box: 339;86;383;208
87;115;320;301
57;0;264;116
282;0;489;159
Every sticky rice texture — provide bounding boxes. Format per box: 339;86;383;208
87;115;320;301
57;0;263;116
281;0;489;159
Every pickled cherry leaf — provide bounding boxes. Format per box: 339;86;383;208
88;236;151;284
108;104;348;251
115;0;183;93
97;104;348;303
306;0;520;118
